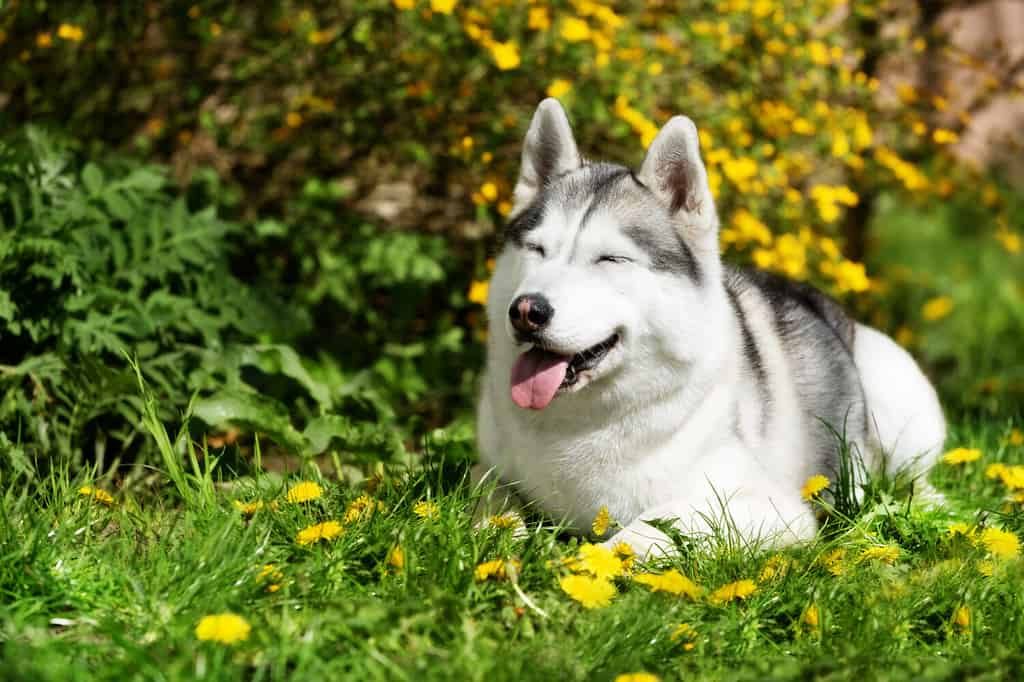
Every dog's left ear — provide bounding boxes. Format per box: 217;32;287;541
638;116;719;243
512;98;581;212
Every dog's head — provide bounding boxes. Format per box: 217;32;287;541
487;99;723;411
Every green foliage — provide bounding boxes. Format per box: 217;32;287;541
0;128;305;473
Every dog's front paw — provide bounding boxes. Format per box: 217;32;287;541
604;523;677;560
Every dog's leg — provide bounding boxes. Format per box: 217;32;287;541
605;484;818;559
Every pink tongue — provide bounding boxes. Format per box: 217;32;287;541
510;348;570;410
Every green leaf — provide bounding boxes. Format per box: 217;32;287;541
235;345;331;408
303;415;352;454
193;389;307;452
81;163;104;195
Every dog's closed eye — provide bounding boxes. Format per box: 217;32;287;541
596;255;632;265
525;243;546;257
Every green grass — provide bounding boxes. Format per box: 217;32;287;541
2;417;1024;681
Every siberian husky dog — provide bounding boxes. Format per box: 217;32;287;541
475;99;946;557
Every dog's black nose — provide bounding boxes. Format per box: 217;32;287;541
509;293;554;333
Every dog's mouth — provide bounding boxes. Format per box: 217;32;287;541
510;333;620;410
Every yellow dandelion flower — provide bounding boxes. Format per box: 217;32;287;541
832;260;871;294
233;499;264;516
591;506;611;537
468;280;489;305
979;527;1020;559
611;541;636;570
296;520;343;545
393;0;415;9
614;674;659;682
528;7;551;31
943;448;982;465
977;559;996;576
546;79;572;99
932;128;959;145
758;554;793;582
820;548;846;576
801;474;830;501
286;481;323;503
858;545;900;564
285;112;303;128
36;32;53;48
487;40;520;71
633;570;703;599
387;544;405;571
921;296;953;321
709;579;757;605
57;24;85;42
488;512;523;529
571;543;624;580
1008;429;1023;446
413;500;439;519
195;613;251;644
802;603;820;628
560;574;616;608
343;494;384;523
430;0;456;14
954;605;971;630
475;558;521;581
670;622;698;650
78;486;114;506
947;522;977;539
480;182;498;202
560;17;591;42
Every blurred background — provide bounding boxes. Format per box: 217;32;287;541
1;0;1022;481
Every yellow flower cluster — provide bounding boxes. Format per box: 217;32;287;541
78;486;114;505
558;542;633;607
613;96;658;148
195;613;251;644
475;557;521;581
809;185;858;224
942;447;981;465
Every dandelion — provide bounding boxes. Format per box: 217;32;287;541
591;506;611;537
195;613;251;644
343;494;384;523
475;558;521;581
611;541;636;570
670;623;698;650
758;554;793;582
801;474;830;501
57;24;85;42
942;447;981;465
78;486;114;505
820;548;846;576
296;520;343;545
633;570;702;599
932;129;959;145
921;296;953;321
559;574;616;608
1008;429;1023;446
233;499;264;516
413;500;439;519
286;481;323;503
571;544;624;580
947;522;977;539
393;0;415;8
479;182;498;202
858;545;900;564
802;604;820;628
487;40;520;71
528;7;551;31
36;32;53;48
387;544;405;571
430;0;456;14
560;17;591;42
977;560;996;577
614;674;659;682
979;527;1020;559
831;260;871;294
488;512;523;529
468;280;489;306
954;605;971;630
708;579;756;605
546;79;572;99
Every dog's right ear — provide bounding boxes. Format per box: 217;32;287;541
512;98;581;212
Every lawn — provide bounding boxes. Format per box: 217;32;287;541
2;414;1023;681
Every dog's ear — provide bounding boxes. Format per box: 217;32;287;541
512;98;581;211
638;116;719;243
